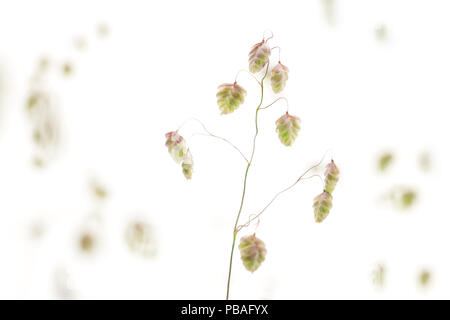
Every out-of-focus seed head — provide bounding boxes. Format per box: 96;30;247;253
165;131;187;164
239;234;267;273
419;269;431;288
275;112;301;146
375;24;388;42
270;62;289;93
378;153;393;172
125;221;157;257
373;264;386;288
216;83;247;115
401;191;416;208
248;40;271;73
313;191;333;223
79;232;96;253
418;151;432;172
389;187;417;210
324;160;339;193
62;62;73;76
89;179;108;200
29;221;45;240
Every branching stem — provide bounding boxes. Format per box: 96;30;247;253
226;63;270;300
260;97;289;112
237;160;327;232
177;118;249;163
234;69;261;86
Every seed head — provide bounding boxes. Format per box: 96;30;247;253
181;149;193;180
313;191;333;223
216;83;247;115
275;112;301;146
239;234;267;273
248;40;271;73
165;131;187;164
324;160;339;193
270;62;289;93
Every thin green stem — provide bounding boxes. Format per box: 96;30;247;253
260;97;289;112
237;156;328;232
226;64;269;300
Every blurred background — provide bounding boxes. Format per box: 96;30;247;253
0;0;449;299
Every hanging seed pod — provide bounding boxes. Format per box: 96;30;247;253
248;41;271;73
275;112;301;146
216;83;247;115
270;62;289;93
181;149;193;180
239;234;267;273
324;160;339;193
165;131;187;163
313;191;333;223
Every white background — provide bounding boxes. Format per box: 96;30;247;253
0;0;449;299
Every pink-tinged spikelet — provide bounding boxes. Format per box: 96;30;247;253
181;149;193;180
270;62;289;93
165;131;187;163
324;160;339;193
275;112;301;146
248;40;271;73
313;191;333;223
216;83;247;115
239;234;267;273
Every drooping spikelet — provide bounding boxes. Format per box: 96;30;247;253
165;131;187;163
216;83;247;115
270;62;289;93
248;41;271;73
181;149;193;180
239;234;267;273
275;112;301;146
324;160;339;193
313;191;333;223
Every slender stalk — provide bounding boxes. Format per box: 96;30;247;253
234;69;261;86
226;64;269;300
178;117;249;163
237;159;326;232
260;97;289;112
195;133;249;163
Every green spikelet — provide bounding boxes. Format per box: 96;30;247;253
165;131;194;179
275;112;301;146
239;234;267;273
165;131;187;163
216;83;247;115
181;150;193;180
378;153;393;172
313;191;333;223
324;160;339;193
248;41;271;73
270;62;289;93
